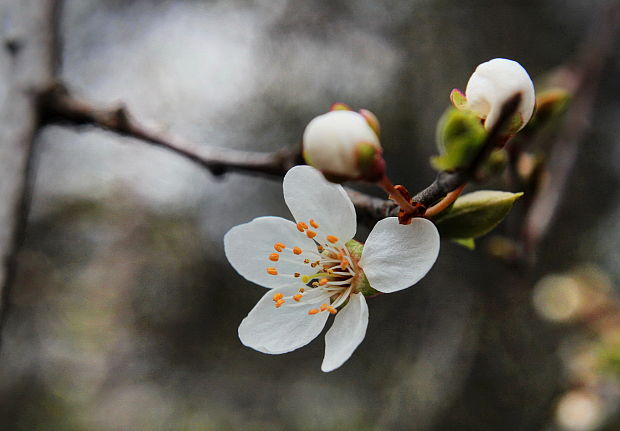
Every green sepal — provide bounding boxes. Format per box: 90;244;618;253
356;142;379;172
432;108;487;171
345;239;378;296
452;238;475;250
434;191;523;239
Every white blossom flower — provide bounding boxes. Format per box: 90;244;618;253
224;165;440;372
302;109;384;182
465;58;536;132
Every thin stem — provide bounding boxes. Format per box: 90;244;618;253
379;176;417;214
424;183;466;218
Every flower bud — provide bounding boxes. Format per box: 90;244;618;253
465;58;535;132
302;109;384;182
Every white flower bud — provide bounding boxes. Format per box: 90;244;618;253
465;58;535;132
302;110;384;182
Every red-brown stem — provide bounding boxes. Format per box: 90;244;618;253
424;183;466;218
379;176;417;214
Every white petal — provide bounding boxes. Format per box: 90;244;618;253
283;165;357;241
359;217;439;293
465;58;535;131
238;285;330;354
321;293;368;372
224;216;317;289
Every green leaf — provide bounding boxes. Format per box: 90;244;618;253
452;238;475;250
432;108;487;171
434;190;523;239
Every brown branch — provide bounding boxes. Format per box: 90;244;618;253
38;83;303;178
37;84;521;225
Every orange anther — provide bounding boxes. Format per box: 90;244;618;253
299;287;305;293
274;242;285;252
326;235;339;243
293;247;302;255
296;222;308;232
269;253;280;262
273;292;283;302
294;272;300;278
306;230;317;239
320;303;328;311
275;299;285;308
341;258;349;269
328;307;338;315
266;267;278;275
319;278;328;286
308;308;319;315
293;294;302;302
309;219;319;228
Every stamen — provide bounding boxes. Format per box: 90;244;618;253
309;219;319;228
269;253;280;262
326;235;339;243
293;294;302;302
319;278;328;286
293;247;302;255
308;309;319;315
296;222;308;232
328;307;338;315
275;299;285;308
312;281;319;287
274;242;285;252
272;292;283;301
294;272;300;278
306;230;317;239
299;287;305;293
320;303;329;311
266;267;278;275
304;259;310;264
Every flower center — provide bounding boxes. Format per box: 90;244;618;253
264;218;360;315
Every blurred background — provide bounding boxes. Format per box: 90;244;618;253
1;0;619;430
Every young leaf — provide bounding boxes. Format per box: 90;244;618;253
450;88;468;110
432;108;487;171
434;190;523;239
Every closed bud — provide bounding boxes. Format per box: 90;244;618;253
302;109;384;182
465;58;535;132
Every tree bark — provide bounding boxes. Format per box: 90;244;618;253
0;0;56;347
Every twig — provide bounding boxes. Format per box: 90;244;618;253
37;83;302;178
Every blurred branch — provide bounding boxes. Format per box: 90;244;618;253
521;1;620;257
0;0;60;351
